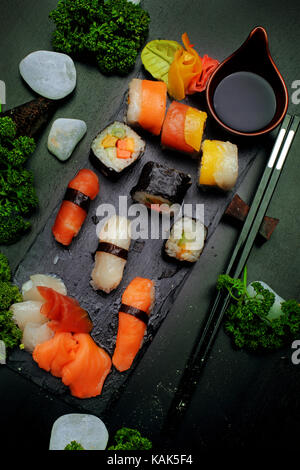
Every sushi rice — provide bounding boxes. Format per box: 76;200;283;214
127;79;142;128
165;216;207;263
91;121;145;176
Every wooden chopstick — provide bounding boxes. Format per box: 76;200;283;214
193;113;293;355
161;113;297;440
233;115;300;278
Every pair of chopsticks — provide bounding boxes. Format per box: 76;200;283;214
161;113;300;441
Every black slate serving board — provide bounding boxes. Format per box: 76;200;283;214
6;73;259;417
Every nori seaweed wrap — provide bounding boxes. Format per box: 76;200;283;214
130;161;192;213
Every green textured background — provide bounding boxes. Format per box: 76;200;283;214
0;0;300;452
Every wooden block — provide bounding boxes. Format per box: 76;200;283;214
224;194;279;241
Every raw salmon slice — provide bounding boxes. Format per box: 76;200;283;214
61;333;112;399
38;286;93;334
139;80;167;135
33;331;79;378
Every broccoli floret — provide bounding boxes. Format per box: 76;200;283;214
96;38;138;75
1;169;38;216
5;136;36;167
0;282;23;349
0;309;22;350
5;167;34;187
49;0;150;75
13;182;39;215
0;252;11;282
108;427;152;450
0;202;31;245
0;256;23;350
64;440;85;450
0;117;37;245
0;281;22;311
0;117;17;144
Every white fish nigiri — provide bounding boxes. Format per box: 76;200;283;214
10;300;46;331
91;215;131;293
22;322;54;353
22;274;67;302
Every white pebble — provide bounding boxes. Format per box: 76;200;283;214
48;118;87;161
49;414;109;450
19;50;76;100
0;340;6;364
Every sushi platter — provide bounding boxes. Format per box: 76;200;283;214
1;0;300;452
7;89;257;415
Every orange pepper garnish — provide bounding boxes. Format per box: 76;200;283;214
168;33;203;100
168;33;219;99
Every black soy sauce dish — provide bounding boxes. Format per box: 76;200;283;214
206;26;288;137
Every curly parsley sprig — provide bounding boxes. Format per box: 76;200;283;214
217;268;300;352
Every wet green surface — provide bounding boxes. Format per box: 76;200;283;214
0;0;300;452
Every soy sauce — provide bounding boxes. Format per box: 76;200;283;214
213;71;276;132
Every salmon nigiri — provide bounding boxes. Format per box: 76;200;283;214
61;333;112;399
33;331;79;377
37;286;93;334
112;277;155;372
52;168;99;246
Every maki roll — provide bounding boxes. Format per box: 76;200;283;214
161;101;207;156
91;215;131;294
164;216;207;263
130;161;192;214
52;169;99;246
198;140;238;191
90;121;145;179
126;78;167;135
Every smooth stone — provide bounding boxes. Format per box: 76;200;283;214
247;281;285;320
0;340;6;364
19;51;76;100
47;118;87;161
49;414;109;450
